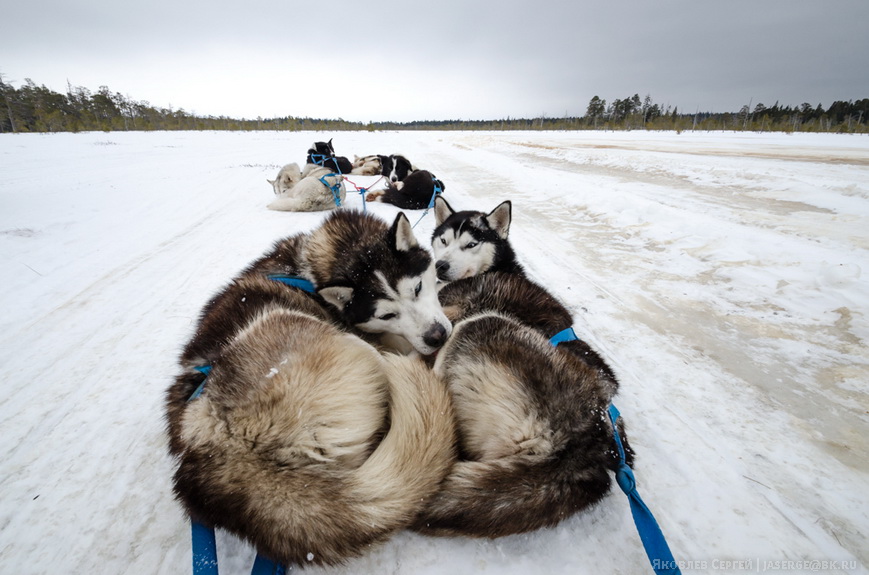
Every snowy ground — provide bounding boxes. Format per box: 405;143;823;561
1;130;867;575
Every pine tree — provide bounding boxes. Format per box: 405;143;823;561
586;95;606;128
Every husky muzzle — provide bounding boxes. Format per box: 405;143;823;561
423;322;449;350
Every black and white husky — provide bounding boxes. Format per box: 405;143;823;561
387;154;415;182
306;139;353;174
166;210;455;566
365;169;445;210
414;196;629;537
430;196;519;280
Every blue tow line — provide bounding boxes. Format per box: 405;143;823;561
411;176;444;229
550;327;681;575
185;275;317;574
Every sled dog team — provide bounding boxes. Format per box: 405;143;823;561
268;140;446;212
166;183;633;566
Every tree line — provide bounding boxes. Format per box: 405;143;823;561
1;76;866;134
582;93;868;133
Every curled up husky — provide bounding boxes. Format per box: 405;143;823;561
350;154;394;176
365;169;446;210
165;210;455;566
267;163;346;212
413;195;631;538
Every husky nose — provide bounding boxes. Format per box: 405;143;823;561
423;323;448;349
435;260;450;280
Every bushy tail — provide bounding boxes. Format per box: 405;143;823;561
255;352;456;564
350;354;457;518
415;312;620;537
413;442;612;538
171;311;455;566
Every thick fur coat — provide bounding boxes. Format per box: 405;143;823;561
413;196;630;537
166;210;456;565
267;164;345;212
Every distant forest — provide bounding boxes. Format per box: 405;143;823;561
1;76;867;134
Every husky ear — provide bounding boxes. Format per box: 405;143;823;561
267;179;275;185
486;200;512;239
434;195;454;226
390;212;418;252
318;286;354;311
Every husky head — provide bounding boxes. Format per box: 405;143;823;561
309;139;335;156
431;196;520;281
307;140;336;165
309;210;451;355
267;163;302;195
377;154;394;178
389;154;415;182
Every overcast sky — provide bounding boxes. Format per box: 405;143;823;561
3;0;868;122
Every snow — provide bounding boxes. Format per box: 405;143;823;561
1;130;867;575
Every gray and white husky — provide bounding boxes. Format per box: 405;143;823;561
166;209;455;566
415;196;630;537
267;163;346;212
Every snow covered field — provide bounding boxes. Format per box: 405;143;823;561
1;129;867;574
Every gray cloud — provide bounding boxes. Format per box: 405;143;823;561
3;0;867;121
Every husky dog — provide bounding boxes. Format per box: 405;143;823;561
388;154;415;182
169;209;452;409
267;162;303;195
431;196;520;281
351;154;382;175
431;195;618;387
365;170;445;210
350;154;394;177
307;139;353;174
413;196;629;537
166;210;456;566
377;154;394;177
267;164;345;212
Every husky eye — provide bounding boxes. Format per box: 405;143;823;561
440;238;447;246
414;282;422;297
378;313;397;321
464;241;478;249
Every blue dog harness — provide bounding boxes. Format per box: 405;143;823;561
307;153;345;207
550;327;681;575
308;153;342;174
265;273;316;293
318;173;344;207
185;275;316;574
